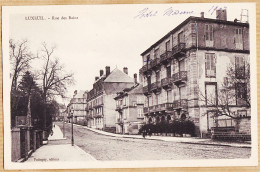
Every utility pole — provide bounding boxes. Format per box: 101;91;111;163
63;115;65;138
70;108;74;146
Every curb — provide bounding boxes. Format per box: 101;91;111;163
70;123;251;148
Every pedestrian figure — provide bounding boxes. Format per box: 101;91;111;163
142;129;147;138
54;124;55;128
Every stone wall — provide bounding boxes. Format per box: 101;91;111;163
237;117;251;134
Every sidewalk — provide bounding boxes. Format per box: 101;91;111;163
24;124;96;162
72;123;251;148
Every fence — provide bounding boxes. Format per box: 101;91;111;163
11;127;43;162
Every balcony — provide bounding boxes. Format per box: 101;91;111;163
141;64;151;75
150;58;160;70
172;99;188;109
160;51;172;64
151;81;161;93
172;71;187;86
161;77;172;89
94;103;103;108
115;105;123;112
143;85;151;95
172;43;186;58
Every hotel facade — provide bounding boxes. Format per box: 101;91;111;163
139;10;250;137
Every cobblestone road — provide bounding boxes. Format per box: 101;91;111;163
55;122;251;161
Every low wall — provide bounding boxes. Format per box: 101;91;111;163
11;128;21;162
237;117;251;134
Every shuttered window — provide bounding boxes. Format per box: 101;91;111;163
235;56;245;79
205;53;216;78
205;24;213;41
234;28;243;50
166;40;171;51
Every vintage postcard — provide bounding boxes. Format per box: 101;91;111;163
2;3;257;170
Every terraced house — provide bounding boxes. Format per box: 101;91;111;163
114;75;145;134
67;90;88;124
86;66;135;133
139;10;250;137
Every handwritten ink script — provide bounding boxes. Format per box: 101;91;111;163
134;5;227;19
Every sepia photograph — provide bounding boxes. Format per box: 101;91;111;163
2;2;257;169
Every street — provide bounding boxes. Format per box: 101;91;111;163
55;122;251;161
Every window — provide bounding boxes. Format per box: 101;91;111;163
205;24;213;41
235;56;245;79
138;108;143;117
137;96;143;104
156;71;160;82
154;48;159;59
236;83;247;105
205;82;217;105
205;24;214;47
178;31;185;43
235;28;243;50
166;40;170;51
167;90;172;102
207;111;217;130
155;94;159;105
179;59;186;72
205;53;216;77
166;65;171;78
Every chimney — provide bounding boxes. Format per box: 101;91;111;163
100;69;104;77
73;90;77;97
95;76;99;81
200;12;204;18
123;67;128;75
134;73;137;84
216;9;227;21
105;66;110;76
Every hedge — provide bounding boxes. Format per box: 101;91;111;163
139;120;196;137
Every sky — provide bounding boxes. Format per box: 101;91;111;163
6;3;253;105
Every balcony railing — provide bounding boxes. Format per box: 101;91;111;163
172;99;188;109
143;85;150;95
160;51;172;63
115;105;123;112
150;58;160;69
172;43;186;57
151;81;161;92
161;77;172;89
172;71;187;85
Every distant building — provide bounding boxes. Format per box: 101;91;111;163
139;9;250;137
114;77;145;134
86;66;135;133
67;90;88;123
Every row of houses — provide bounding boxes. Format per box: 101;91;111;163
63;9;251;137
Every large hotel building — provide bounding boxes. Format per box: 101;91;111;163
139;10;250;137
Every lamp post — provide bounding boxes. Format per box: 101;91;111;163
70;108;74;146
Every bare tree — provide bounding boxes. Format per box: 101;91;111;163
9;39;37;91
199;59;250;119
39;42;74;129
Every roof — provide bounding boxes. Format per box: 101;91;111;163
141;16;249;56
114;83;143;99
74;90;86;98
104;68;134;83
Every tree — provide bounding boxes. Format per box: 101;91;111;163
9;39;37;127
200;59;250;119
39;42;74;129
9;39;36;91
